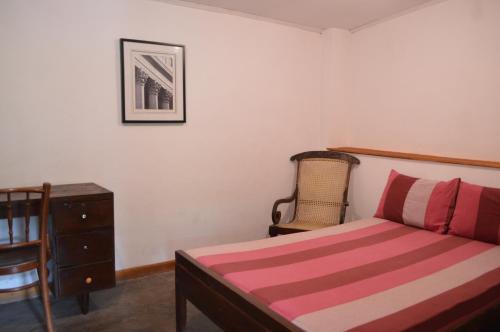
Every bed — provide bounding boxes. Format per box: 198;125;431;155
175;218;500;331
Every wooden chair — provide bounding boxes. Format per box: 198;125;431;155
269;151;359;237
0;183;54;332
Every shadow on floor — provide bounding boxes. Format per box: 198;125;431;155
0;272;221;332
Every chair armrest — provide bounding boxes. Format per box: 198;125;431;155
271;189;297;225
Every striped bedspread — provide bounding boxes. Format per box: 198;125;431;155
187;218;500;332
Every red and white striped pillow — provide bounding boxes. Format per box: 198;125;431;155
374;170;460;233
448;182;500;244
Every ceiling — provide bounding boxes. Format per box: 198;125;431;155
165;0;439;31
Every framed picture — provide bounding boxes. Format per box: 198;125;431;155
120;38;186;123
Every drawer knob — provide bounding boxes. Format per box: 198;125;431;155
85;277;93;284
83;245;88;250
81;214;87;221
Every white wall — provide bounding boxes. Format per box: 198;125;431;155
349;0;500;160
0;0;323;286
2;0;500;291
321;0;500;221
320;28;352;147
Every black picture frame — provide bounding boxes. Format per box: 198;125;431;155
120;38;186;123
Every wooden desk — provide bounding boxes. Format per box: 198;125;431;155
1;183;115;314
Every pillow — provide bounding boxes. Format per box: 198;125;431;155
448;182;500;244
374;170;460;233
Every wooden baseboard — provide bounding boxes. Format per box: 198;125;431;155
115;260;176;281
0;260;176;304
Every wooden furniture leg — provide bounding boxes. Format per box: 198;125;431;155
78;293;90;314
38;266;54;332
176;282;187;332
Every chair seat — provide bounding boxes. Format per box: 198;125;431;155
274;220;336;231
0;246;39;274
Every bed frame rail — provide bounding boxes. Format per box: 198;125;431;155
175;250;304;332
175;250;500;332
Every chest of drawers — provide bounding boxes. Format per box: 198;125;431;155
48;183;115;314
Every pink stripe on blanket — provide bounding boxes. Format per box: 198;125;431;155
225;229;446;292
269;241;491;320
212;227;416;275
197;221;399;267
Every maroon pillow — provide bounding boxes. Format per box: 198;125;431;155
374;170;460;233
448;181;500;244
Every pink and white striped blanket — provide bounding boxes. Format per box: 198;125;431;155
187;218;500;332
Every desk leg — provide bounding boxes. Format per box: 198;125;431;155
176;284;187;332
78;293;90;314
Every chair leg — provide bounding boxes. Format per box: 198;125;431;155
38;265;54;332
269;225;278;237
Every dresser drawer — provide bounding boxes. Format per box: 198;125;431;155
58;261;115;296
56;230;114;267
51;199;113;234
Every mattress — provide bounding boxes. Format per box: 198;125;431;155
187;218;500;332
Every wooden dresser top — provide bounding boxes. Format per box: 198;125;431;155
0;183;113;203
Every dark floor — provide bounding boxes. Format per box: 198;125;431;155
0;272;221;332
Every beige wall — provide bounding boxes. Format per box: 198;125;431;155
320;28;352;147
0;0;322;282
1;0;500;289
349;0;500;160
321;0;500;221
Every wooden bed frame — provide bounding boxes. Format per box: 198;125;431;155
175;250;500;332
175;250;303;332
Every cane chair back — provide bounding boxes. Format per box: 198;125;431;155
270;151;359;236
294;158;349;228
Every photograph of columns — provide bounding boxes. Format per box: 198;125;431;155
121;39;186;123
134;55;174;110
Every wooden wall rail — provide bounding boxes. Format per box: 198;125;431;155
327;147;500;169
